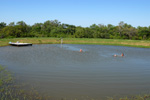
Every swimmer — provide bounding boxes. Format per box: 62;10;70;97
121;53;124;57
113;53;124;57
79;49;83;52
113;54;117;57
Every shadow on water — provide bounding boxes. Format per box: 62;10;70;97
0;44;150;100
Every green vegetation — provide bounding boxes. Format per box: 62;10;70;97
0;37;150;48
108;94;150;100
0;65;50;100
0;20;150;48
0;20;150;40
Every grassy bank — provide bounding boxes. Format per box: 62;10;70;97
0;38;150;48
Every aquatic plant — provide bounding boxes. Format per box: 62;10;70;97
0;65;50;100
107;94;150;100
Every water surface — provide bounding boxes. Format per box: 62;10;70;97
0;44;150;99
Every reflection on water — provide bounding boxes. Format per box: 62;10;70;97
0;44;150;99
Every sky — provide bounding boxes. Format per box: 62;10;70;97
0;0;150;27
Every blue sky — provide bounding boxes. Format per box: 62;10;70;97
0;0;150;27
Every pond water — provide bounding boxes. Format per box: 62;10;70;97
0;44;150;100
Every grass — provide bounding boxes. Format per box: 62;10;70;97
63;38;150;48
0;37;150;48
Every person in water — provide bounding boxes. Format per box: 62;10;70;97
113;54;117;57
114;53;124;57
79;49;83;52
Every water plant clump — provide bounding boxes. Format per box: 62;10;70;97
0;65;50;100
108;94;150;100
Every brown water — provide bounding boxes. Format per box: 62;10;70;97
0;44;150;100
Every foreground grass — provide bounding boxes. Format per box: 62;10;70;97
108;94;150;100
0;37;150;48
0;65;50;100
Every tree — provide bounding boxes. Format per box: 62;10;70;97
63;24;76;36
84;27;93;38
137;26;149;39
117;21;125;37
17;21;27;26
75;27;85;38
0;20;150;40
50;27;63;37
32;23;43;33
0;22;6;29
9;22;15;26
0;22;7;38
107;24;114;31
0;26;16;38
107;24;116;38
123;27;137;39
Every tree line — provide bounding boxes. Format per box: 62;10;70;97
0;20;150;40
